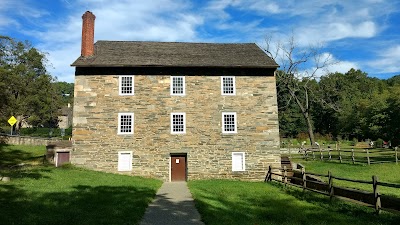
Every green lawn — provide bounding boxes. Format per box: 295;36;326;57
188;180;400;225
0;144;46;167
293;160;400;197
0;144;162;225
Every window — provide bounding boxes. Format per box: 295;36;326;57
171;76;185;95
221;76;235;95
118;113;134;134
118;151;132;171
171;113;186;134
232;152;245;171
119;75;134;95
222;112;237;133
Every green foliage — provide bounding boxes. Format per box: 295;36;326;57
53;81;74;105
375;138;383;148
188;180;399;225
278;68;400;145
18;127;72;138
0;36;73;130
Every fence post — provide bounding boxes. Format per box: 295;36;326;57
265;165;272;182
351;148;355;164
320;148;323;160
367;149;370;165
269;165;272;181
328;149;332;161
328;171;334;200
338;148;342;163
283;165;287;186
304;150;308;161
372;175;381;214
312;150;315;160
302;168;306;191
395;147;398;164
289;145;291;159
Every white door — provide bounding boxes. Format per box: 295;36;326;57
118;151;132;171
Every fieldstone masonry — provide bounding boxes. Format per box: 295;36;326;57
72;75;280;181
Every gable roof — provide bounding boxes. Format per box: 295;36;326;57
71;41;278;68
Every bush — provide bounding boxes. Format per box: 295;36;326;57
375;138;383;148
18;127;72;138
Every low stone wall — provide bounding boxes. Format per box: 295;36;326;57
0;134;62;146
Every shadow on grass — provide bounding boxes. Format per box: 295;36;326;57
0;144;50;180
0;144;44;168
0;184;157;225
189;181;400;225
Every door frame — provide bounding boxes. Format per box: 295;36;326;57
169;153;187;182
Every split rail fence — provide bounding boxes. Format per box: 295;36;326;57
265;166;400;214
285;146;398;165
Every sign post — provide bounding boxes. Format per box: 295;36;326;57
8;116;17;135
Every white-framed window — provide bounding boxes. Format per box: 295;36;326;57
118;113;134;135
232;152;245;171
222;112;237;134
170;76;185;95
171;113;186;134
118;151;132;171
221;76;235;95
119;75;134;95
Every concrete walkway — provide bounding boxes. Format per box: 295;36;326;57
140;182;205;225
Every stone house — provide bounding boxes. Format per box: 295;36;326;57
71;11;280;182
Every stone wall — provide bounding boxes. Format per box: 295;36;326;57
72;74;280;181
0;135;61;146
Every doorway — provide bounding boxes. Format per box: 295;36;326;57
170;154;187;181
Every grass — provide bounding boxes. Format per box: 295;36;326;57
0;144;46;167
292;159;400;197
0;144;162;225
188;180;400;225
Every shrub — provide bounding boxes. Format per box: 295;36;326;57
18;127;72;138
375;138;383;148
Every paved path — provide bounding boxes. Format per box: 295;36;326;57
140;182;205;225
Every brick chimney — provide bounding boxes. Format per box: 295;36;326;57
81;11;96;57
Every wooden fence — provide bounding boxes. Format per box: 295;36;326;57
265;165;400;214
285;147;398;165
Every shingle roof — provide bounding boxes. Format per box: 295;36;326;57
71;41;278;68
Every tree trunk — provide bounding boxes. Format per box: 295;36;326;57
291;91;316;147
304;111;316;146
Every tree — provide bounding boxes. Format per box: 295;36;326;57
0;36;61;130
53;81;74;105
263;35;337;146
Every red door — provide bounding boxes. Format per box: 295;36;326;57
57;152;70;167
171;156;186;181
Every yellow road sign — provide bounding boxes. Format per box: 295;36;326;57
8;116;17;126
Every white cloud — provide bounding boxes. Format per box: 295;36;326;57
286;52;358;78
296;21;377;47
5;0;399;81
367;45;400;74
27;0;204;82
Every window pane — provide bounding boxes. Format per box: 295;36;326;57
120;114;132;133
224;114;236;132
172;114;185;133
172;77;184;94
223;77;234;94
121;76;133;94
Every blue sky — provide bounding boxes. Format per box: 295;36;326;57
1;0;400;83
